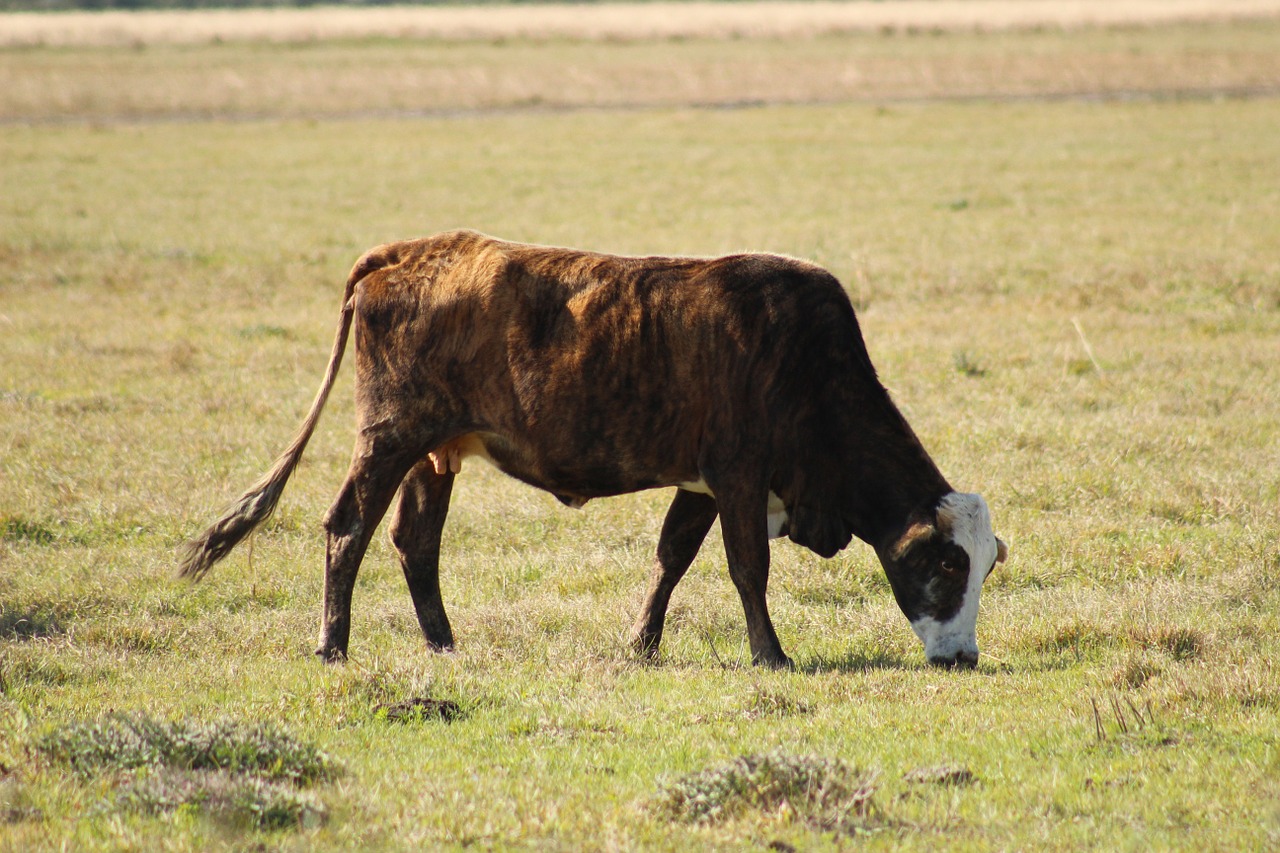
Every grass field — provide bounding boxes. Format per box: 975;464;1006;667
3;6;1280;850
6;15;1280;122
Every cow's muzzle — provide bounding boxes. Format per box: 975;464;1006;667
928;650;979;670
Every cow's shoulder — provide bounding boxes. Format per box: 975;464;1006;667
681;252;857;350
698;252;849;307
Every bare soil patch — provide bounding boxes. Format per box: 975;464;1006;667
374;697;464;723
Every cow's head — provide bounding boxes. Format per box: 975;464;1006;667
875;492;1006;669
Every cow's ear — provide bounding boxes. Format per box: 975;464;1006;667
995;537;1009;564
892;521;937;562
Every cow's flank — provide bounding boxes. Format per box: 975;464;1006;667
181;230;1006;669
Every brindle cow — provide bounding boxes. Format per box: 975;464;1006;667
181;230;1006;669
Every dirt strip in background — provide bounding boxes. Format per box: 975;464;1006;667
4;0;1280;48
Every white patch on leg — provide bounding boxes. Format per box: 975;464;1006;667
679;480;790;540
912;492;998;664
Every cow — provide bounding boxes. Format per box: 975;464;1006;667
180;230;1006;670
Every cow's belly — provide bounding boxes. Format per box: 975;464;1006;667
428;435;787;535
680;479;790;540
430;431;687;500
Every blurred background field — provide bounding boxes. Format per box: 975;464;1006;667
2;3;1279;849
4;2;1280;122
4;0;1280;44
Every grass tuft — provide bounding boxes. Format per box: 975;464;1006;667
1112;654;1163;689
0;605;65;641
0;516;57;546
1147;627;1206;662
1034;620;1113;659
744;687;813;719
33;714;337;786
952;350;988;378
902;764;976;786
654;751;878;832
114;768;326;831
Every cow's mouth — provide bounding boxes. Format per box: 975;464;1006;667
928;650;979;670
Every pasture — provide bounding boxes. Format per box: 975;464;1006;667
2;6;1280;849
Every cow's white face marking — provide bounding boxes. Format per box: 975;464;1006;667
911;492;998;666
679;480;790;540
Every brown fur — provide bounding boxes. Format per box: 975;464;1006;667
181;231;962;668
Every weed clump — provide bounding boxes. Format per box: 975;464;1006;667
116;769;325;831
654;751;877;833
32;714;337;831
1112;654;1163;689
34;714;335;785
1147;626;1206;662
745;688;813;719
1034;620;1112;660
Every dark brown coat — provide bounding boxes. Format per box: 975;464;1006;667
182;231;999;669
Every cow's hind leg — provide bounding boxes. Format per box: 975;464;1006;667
388;460;456;651
708;476;791;670
317;439;421;663
629;489;718;658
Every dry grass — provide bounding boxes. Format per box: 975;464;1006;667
4;17;1280;123
4;0;1280;48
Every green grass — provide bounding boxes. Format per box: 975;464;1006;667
3;20;1280;851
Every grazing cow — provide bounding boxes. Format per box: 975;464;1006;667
181;230;1006;669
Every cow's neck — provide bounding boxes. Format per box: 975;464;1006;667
844;420;952;550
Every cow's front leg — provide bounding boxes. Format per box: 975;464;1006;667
388;460;456;651
630;488;718;658
318;442;417;663
710;478;791;669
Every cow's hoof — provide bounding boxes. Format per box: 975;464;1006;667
628;631;662;659
753;652;795;671
314;646;348;664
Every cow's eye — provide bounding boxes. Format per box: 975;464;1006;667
941;560;962;575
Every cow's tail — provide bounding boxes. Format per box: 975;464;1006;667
178;247;395;581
